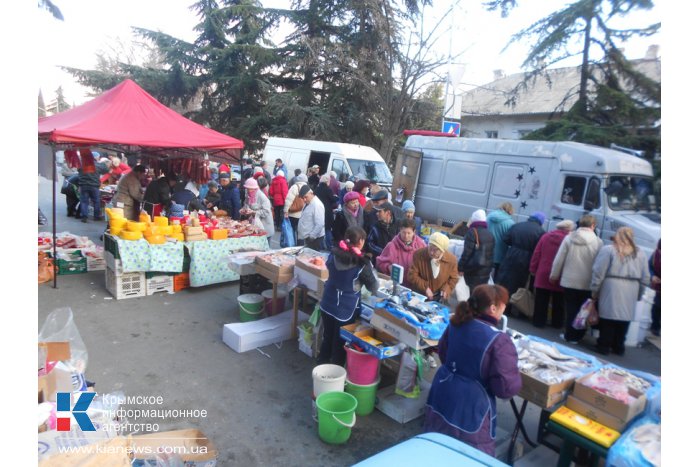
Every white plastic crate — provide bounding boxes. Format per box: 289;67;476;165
104;250;124;275
146;275;174;296
105;268;145;299
86;255;106;271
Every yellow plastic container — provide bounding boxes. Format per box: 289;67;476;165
146;235;166;245
119;230;143;241
550;406;621;448
153;216;169;227
126;221;147;232
168;233;185;241
110;218;128;229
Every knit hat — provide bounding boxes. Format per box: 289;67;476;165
556;219;575;231
530;211;546;225
218;171;231;180
244;178;258;190
429;232;449;253
299;185;312;197
343;191;360;203
401;200;416;212
470;209;486;223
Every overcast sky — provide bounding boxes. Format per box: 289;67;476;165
36;0;661;107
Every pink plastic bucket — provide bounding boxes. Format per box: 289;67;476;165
345;346;380;385
262;289;286;316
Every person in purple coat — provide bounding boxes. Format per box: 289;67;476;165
529;219;575;328
424;284;522;456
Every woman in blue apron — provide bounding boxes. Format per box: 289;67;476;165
318;226;379;366
424;284;522;456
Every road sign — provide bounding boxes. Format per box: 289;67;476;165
442;120;461;136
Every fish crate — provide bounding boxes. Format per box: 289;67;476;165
146;275;174;296
50;250;88;275
105;268;146;300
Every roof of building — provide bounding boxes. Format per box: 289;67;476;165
460;58;661;117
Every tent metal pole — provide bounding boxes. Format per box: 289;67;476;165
50;142;58;289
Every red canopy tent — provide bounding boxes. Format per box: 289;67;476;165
38;79;245;287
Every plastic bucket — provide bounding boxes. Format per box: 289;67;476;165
237;294;264;322
312;364;346;398
345;346;380;385
315;391;357;444
345;378;380;416
262;288;286;316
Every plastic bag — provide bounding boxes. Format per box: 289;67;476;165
396;349;422;398
38;256;54;284
448;277;470;307
605;416;660;467
135;452;185;467
572;298;595;330
280;217;296;248
38;307;88;374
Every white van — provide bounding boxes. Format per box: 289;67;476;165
262;137;393;187
393;136;660;255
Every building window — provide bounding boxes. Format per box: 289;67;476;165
485;130;498;139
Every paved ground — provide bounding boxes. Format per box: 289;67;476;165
38;176;660;465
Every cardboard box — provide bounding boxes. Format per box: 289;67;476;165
254;257;295;283
339;322;403;360
375;380;431;424
39;341;71;363
222;309;309;353
566;395;631;432
38;423;121;462
131;429;217;467
573;372;647;422
549;406;621;448
518;372;574;409
38;367;74;403
294;254;329;280
369;307;438;350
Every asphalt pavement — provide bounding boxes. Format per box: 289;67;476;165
38;176;660;466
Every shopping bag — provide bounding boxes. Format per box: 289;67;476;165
572;298;596;330
280;217;296;248
510;277;535;318
448;277;470;307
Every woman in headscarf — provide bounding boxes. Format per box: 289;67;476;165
408;232;460;303
352;179;371;208
401;200;422;237
590;227;650;356
332;191;364;242
376;218;426;287
241;178;275;239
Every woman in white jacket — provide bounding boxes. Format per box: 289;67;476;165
283;174;308;246
549;215;603;343
590;227;650;356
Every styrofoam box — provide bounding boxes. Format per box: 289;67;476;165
375;380;432;424
626;320;651;347
294;267;323;293
222;310;310;353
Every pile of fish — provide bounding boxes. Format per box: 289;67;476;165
516;339;597;384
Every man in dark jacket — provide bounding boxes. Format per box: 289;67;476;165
314;175;339;249
495;211;546;299
308;165;321;191
217;172;241;220
143;172;178;217
458;209;495;291
62;173;81;217
364;189;403;232
78;166;102;222
367;202;399;261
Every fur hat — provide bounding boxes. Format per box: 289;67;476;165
470;209;487;223
429;232;449;253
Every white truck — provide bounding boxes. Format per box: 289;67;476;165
392;136;660;255
262;137;393;187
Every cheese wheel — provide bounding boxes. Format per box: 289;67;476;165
126;221;147;232
109;218;128;229
210;229;228;240
153;216;169;226
170;224;182;234
146;235;166;245
168;233;185;241
110;226;123;236
160;225;173;236
139;213;152;224
119;230;143;240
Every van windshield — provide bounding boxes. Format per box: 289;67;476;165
605;175;658;212
347;158;392;184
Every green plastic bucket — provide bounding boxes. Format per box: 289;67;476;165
237;293;264;322
345;378;380;416
315;391;357;444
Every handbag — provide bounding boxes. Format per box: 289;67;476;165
289;194;304;213
510;276;535;318
573;298;597;329
464;228;488;269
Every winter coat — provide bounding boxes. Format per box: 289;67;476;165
367;220;399;258
245;189;275;237
590;245;650;322
329;176;341;196
409;247;460;299
204;191;221;208
273;163;288;179
78;170;101;189
314;182;339;229
298;195;325;241
269;175;289;207
650;240;661;296
529;229;569;292
425;314;521;456
376;234;426;286
495;220;544;295
218;184;241;220
458;222;495;286
550;228;603;291
284;181;306;220
143;177;172;210
100;163;131;184
332;206;365;242
114;172;145;221
308;173;320;191
487;209;515;265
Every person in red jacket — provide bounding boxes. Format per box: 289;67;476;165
269;170;289;231
100;156;132;184
529;219;575;328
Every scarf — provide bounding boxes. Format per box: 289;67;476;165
343;205;363;229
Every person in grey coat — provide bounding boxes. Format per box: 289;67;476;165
590;227;650;356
